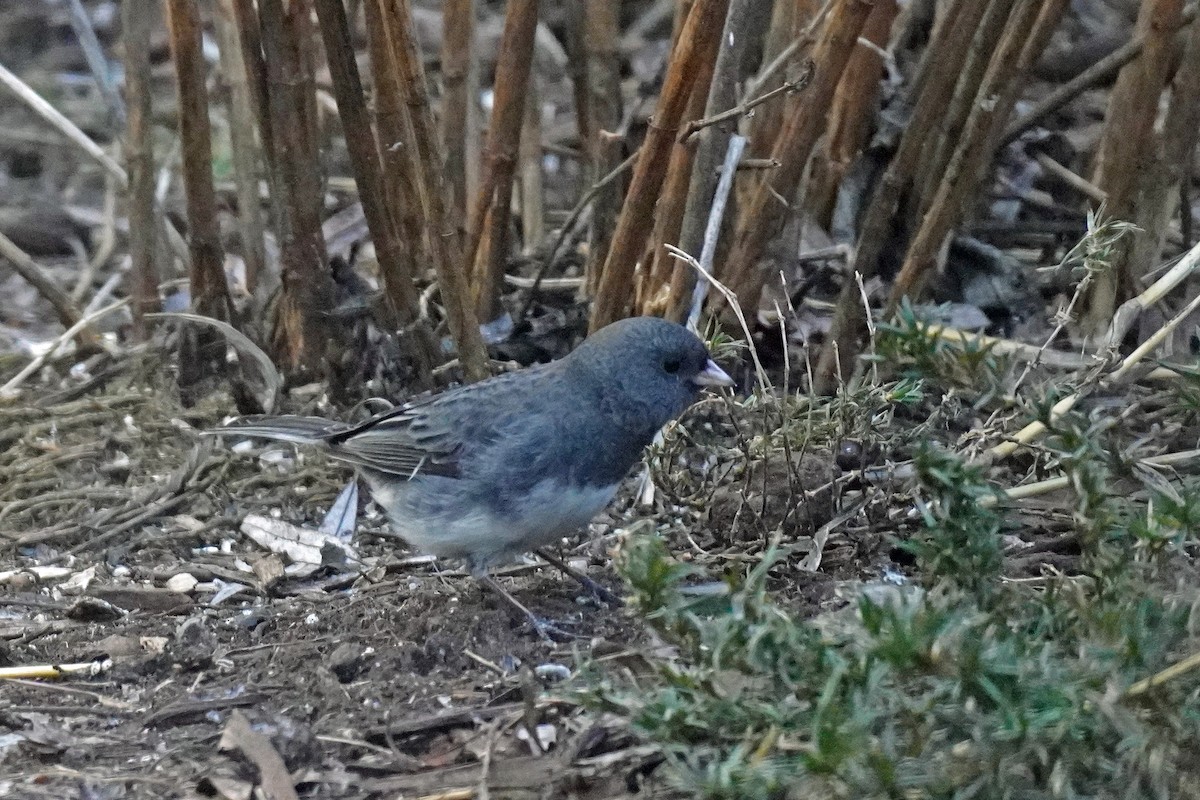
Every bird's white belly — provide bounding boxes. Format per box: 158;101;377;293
368;476;620;568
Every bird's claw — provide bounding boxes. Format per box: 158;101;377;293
526;614;579;643
575;575;622;608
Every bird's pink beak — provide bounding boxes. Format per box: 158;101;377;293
693;358;734;387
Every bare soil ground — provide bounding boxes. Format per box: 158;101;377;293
0;375;891;799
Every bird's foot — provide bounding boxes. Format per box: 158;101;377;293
525;613;578;643
572;574;623;608
478;573;579;643
534;548;623;608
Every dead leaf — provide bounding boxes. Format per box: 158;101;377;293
240;514;358;571
218;711;299;800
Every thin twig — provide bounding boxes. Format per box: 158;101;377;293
0;300;127;399
0;61;189;267
688;135;747;328
516;149;639;321
667;244;768;388
680;76;810;143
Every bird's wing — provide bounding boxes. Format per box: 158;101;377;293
327;365;553;479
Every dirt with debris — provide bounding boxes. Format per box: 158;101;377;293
0;374;894;799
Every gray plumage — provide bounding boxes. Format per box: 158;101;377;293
207;317;732;573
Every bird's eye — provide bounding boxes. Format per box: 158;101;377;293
663;357;682;374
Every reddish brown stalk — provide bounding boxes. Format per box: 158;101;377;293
363;1;425;272
1129;7;1200;288
122;0;160;338
258;0;334;373
376;0;488;382
743;0;819;172
441;0;477;223
230;0;274;175
215;0;269;299
582;0;624;297
910;0;1010;228
671;0;697;46
716;0;874;323
885;0;1047;310
666;0;775;321
565;0;590;146
807;1;897;230
165;0;231;324
1084;0;1186;333
812;0;989;393
1001;5;1199;146
638;21;724;314
467;0;541;326
588;0;731;333
312;0;437;382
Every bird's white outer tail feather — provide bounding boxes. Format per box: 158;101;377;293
203;416;340;445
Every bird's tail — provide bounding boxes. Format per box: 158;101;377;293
202;415;346;446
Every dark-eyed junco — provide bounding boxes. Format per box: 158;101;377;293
207;316;732;637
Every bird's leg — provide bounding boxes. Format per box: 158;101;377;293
476;573;576;642
534;548;622;607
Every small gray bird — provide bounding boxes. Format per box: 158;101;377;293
207;317;732;637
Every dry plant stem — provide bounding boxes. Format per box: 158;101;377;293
744;0;811;166
807;0;899;229
639;19;725;314
747;1;830;100
1001;5;1199;146
121;0;160;339
363;2;425;270
1105;235;1200;347
718;0;875;321
680;77;809;143
312;0;438;382
215;0;269;298
517;150;639;319
374;0;488;381
1035;152;1107;203
66;0;124;124
0;63;189;270
0;63;123;181
990;242;1200;461
1127;631;1200;696
589;0;731;333
583;0;625;296
1084;0;1186;334
0;300;127;398
229;0;274;173
1122;10;1200;320
927;325;1091;369
813;0;988;393
565;0;590;146
912;0;1011;225
166;0;232;323
441;0;477;223
667;245;768;387
667;0;772;321
0;233;100;349
520;79;545;253
258;0;335;372
986;448;1200;508
686;135;748;327
886;0;1053;311
230;0;285;242
468;0;541;325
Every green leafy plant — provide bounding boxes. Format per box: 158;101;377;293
585;443;1200;799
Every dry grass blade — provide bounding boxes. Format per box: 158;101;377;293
666;244;768;388
0;300;127;399
147;312;282;413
